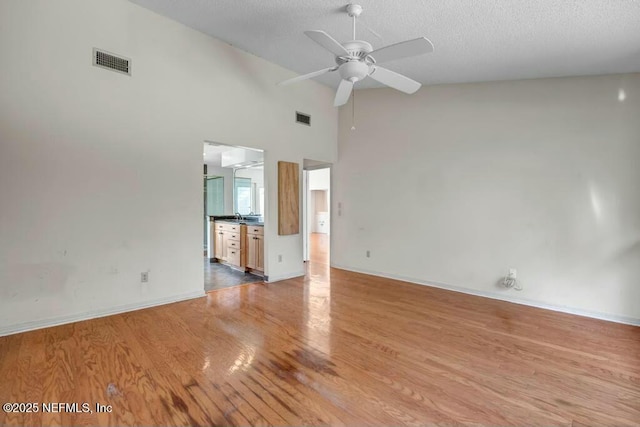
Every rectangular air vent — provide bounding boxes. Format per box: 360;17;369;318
93;48;131;76
295;111;311;126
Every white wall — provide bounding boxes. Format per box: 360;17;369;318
0;0;337;334
334;73;640;323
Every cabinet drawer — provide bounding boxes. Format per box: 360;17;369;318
227;240;241;249
215;222;240;232
227;233;240;241
247;226;264;236
227;248;241;266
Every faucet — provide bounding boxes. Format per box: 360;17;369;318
235;212;243;221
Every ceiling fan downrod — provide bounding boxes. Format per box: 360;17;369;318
347;4;363;40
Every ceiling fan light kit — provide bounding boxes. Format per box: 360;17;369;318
278;4;434;107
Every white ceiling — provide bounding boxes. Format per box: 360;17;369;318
131;0;640;89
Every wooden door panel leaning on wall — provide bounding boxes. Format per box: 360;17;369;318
278;161;299;235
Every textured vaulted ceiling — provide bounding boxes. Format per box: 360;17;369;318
130;0;640;89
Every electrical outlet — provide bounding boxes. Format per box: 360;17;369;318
141;272;149;283
508;268;517;279
366;250;370;258
278;255;283;263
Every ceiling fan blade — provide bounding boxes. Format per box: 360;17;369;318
278;67;336;86
305;30;349;57
369;37;434;64
368;66;421;94
334;79;353;107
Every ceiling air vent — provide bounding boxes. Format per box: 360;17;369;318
93;48;131;76
295;111;311;126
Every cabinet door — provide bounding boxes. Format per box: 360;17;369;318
246;234;257;269
214;230;225;260
256;235;264;271
227;247;240;266
221;231;230;261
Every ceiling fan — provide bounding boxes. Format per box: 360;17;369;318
278;4;434;107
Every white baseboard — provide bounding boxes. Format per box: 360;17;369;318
0;290;205;337
331;263;640;327
266;270;305;283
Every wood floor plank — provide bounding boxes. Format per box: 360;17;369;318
0;334;23;426
0;234;638;426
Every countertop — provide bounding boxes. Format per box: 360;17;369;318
211;217;264;227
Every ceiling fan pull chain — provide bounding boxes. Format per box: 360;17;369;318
351;89;356;130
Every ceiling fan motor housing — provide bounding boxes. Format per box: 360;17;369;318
339;60;370;82
337;40;373;82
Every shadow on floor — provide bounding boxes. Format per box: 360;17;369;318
204;259;263;291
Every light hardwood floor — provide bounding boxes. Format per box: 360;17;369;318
309;232;329;265
1;234;638;426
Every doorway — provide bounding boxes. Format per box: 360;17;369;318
203;141;265;291
303;163;331;267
